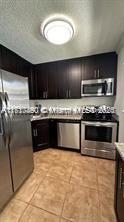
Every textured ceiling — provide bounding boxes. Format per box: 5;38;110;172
0;0;124;64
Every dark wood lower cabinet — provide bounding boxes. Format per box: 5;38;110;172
49;119;57;148
32;118;81;153
31;119;49;152
115;151;124;222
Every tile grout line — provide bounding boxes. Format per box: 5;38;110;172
28;201;60;217
17;168;49;221
96;159;102;221
29;173;48;204
59;155;75;222
59;187;70;222
14;170;47;201
32;150;74;222
17;151;61;221
3;149;115;222
69;161;74;184
18;202;29;222
28;154;55;204
29;152;64;192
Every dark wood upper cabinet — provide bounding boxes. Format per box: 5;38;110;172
28;65;36;99
56;60;68;99
82;56;96;80
35;62;59;99
47;62;58;99
68;58;81;99
82;52;117;80
1;45;17;73
35;63;48;99
35;60;69;99
0;44;117;99
94;52;117;79
0;45;35;99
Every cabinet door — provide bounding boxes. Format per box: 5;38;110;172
1;46;17;73
35;64;48;99
32;120;49;152
28;65;36;99
68;58;81;98
83;56;96;80
116;156;124;222
0;45;35;99
95;52;117;79
56;60;68;99
47;63;58;99
17;61;35;100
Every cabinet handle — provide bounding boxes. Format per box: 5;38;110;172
97;69;100;78
94;70;97;78
46;91;48;99
66;90;68;98
43;91;45;99
119;167;123;189
69;90;71;98
35;129;38;137
121;172;124;199
33;129;36;137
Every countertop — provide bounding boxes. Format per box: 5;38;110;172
31;114;82;121
115;142;124;161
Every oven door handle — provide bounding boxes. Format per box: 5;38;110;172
81;121;117;127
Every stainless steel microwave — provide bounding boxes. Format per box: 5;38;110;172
81;78;114;97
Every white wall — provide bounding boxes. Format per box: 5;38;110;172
30;97;115;108
114;45;124;142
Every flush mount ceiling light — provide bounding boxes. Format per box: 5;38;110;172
41;18;74;45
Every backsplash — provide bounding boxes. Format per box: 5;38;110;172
30;97;115;108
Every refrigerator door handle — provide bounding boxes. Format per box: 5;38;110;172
0;97;4;136
0;116;4;136
0;92;6;112
4;92;12;145
0;93;7;144
4;92;10;108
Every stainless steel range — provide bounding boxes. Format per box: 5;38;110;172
81;106;118;160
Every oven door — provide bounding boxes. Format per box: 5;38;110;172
81;121;117;159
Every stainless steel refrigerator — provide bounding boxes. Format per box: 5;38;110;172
0;69;34;211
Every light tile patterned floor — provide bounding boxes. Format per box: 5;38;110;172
0;148;117;222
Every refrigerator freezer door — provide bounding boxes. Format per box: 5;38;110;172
0;72;13;211
1;70;34;191
9;113;34;191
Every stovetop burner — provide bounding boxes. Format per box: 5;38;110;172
81;106;118;122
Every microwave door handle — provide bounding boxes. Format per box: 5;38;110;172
103;81;108;94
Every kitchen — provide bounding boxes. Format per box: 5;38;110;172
0;0;124;222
